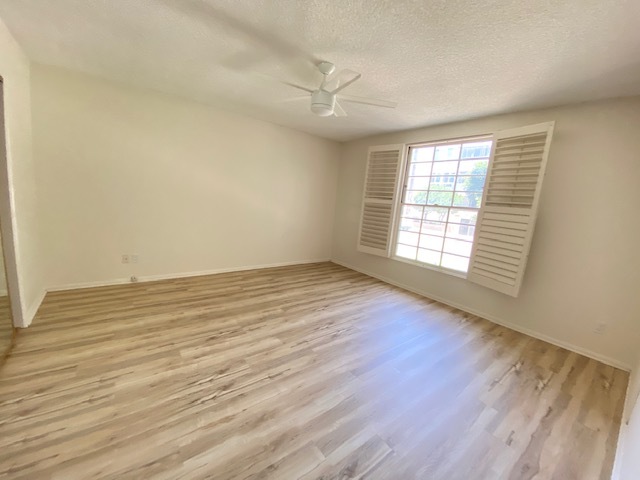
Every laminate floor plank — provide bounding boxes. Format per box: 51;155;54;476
0;262;627;479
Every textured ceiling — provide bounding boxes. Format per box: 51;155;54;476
1;0;639;141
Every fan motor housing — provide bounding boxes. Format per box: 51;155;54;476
311;90;335;117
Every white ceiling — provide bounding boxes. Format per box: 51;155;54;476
1;0;639;141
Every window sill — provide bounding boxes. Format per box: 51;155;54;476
390;255;468;280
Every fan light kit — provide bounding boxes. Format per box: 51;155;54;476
282;61;397;118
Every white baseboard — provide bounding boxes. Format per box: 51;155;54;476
46;258;331;293
331;259;631;372
21;288;47;328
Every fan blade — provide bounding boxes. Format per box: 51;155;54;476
252;72;315;93
339;94;397;109
281;81;315;93
281;95;310;103
333;101;348;117
329;71;362;94
325;69;359;91
160;0;319;71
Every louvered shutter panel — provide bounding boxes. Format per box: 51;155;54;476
467;122;554;297
357;144;405;257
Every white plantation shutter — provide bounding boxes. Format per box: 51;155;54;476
357;144;405;256
467;122;554;297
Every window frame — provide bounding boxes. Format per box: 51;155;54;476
390;133;493;279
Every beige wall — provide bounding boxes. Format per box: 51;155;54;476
0;18;44;326
332;97;640;369
31;64;341;289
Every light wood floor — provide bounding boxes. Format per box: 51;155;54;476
0;263;627;479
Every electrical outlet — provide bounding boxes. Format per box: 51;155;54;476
131;254;139;264
594;322;608;335
121;254;130;264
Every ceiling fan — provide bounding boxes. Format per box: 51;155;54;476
278;61;397;117
159;1;396;117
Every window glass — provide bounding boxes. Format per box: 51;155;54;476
395;139;492;272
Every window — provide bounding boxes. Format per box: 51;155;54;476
357;122;554;297
394;137;492;273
